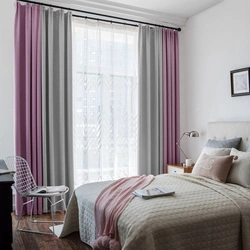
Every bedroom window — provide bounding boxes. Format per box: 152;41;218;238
72;18;138;187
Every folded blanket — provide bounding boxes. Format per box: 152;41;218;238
93;175;154;250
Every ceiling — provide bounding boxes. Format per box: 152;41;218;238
42;0;225;27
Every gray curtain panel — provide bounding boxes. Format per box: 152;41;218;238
138;25;163;176
42;8;74;211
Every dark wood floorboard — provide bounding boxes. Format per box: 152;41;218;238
12;212;93;250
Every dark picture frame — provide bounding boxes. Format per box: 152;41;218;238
230;67;250;97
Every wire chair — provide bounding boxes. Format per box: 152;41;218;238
5;156;69;235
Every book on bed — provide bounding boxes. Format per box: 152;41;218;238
133;187;175;199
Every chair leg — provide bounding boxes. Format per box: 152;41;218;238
50;201;55;234
16;198;34;231
16;196;67;235
31;197;65;224
17;197;54;235
16;198;25;231
30;197;35;222
62;194;67;214
46;196;66;223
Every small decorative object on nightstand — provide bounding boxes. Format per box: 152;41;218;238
165;164;193;174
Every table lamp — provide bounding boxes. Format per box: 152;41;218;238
176;130;199;159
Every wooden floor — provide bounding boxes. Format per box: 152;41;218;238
12;212;93;250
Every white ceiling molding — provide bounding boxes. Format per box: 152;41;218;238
104;0;225;19
28;0;224;28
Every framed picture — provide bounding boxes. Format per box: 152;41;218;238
230;67;250;97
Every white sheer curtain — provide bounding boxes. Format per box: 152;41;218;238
72;18;138;187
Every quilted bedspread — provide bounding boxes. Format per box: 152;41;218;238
59;174;250;250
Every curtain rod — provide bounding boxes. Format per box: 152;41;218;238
17;0;181;31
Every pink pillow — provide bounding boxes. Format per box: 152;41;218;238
192;154;235;183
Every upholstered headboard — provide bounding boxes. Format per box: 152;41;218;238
207;122;250;151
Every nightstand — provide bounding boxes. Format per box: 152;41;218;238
165;164;193;174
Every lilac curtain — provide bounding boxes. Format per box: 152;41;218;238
162;29;180;165
14;3;43;215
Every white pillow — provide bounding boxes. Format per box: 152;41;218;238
227;148;250;187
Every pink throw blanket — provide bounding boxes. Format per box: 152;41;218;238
93;175;155;250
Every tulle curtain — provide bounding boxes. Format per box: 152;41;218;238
72;18;138;187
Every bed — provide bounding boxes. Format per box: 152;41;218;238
59;121;250;250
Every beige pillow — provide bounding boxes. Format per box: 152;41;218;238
227;148;250;187
192;154;234;183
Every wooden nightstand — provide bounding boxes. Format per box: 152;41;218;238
165;164;193;174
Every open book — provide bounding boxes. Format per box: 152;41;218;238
0;169;15;175
133;187;175;199
28;185;67;194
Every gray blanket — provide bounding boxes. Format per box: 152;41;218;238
60;174;250;250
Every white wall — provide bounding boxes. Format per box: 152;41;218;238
179;0;250;163
0;0;15;159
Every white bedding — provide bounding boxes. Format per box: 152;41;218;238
60;174;250;250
